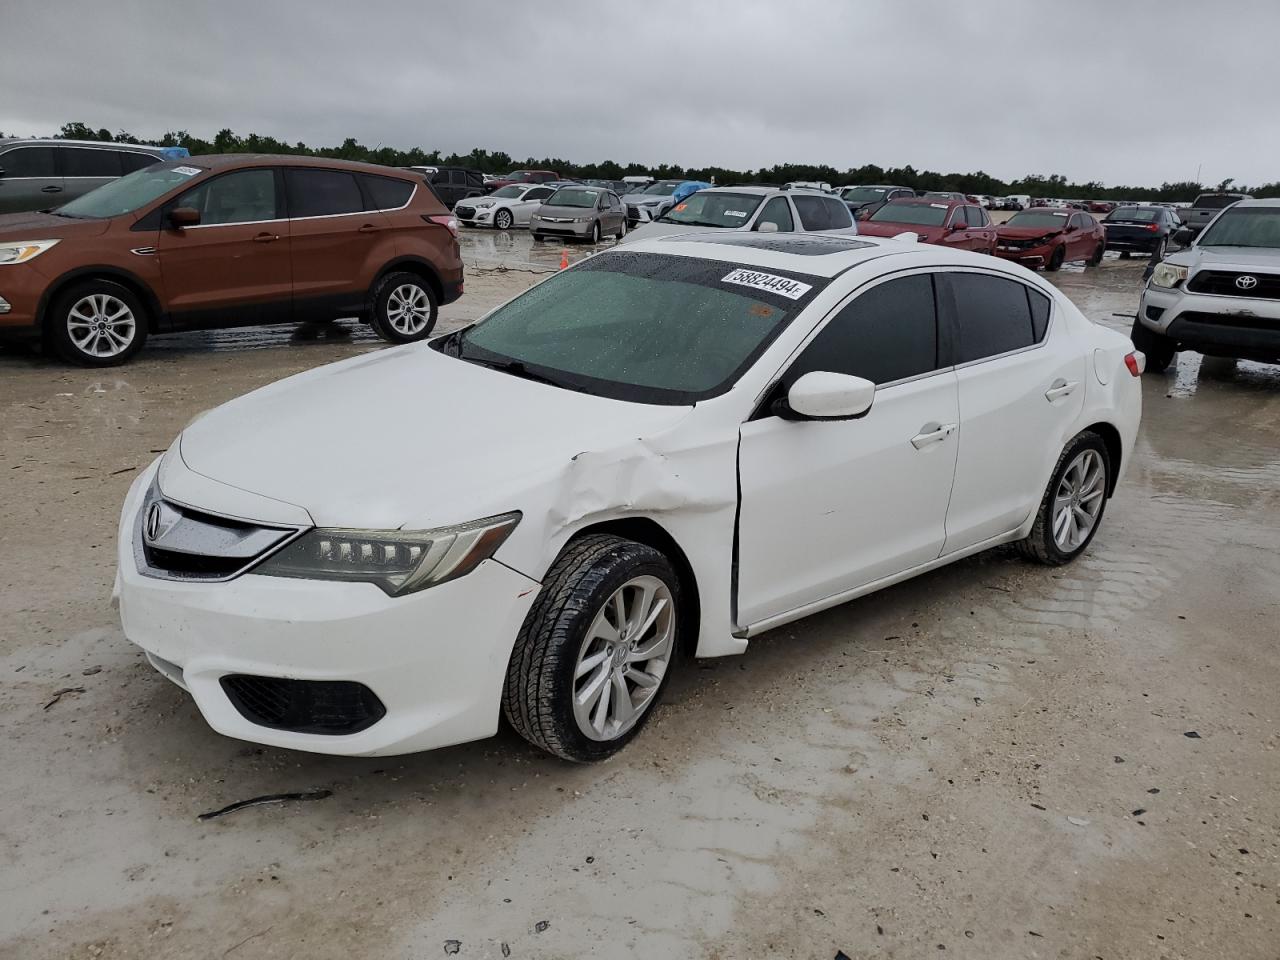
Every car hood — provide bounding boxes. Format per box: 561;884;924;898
623;221;735;243
535;204;594;219
622;193;665;204
1171;246;1280;271
0;210;111;241
176;343;693;530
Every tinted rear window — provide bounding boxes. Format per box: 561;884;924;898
61;147;123;177
120;152;160;174
361;174;414;210
0;146;55;177
287;169;364;217
792;195;852;231
1106;207;1159;222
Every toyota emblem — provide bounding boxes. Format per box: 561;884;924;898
1236;274;1259;290
145;502;162;542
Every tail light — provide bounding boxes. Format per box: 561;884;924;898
424;214;459;238
1145;223;1160;232
1124;351;1144;377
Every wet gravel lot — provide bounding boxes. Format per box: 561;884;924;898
2;231;1278;960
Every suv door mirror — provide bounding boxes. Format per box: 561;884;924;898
169;206;201;228
1174;226;1194;246
783;371;876;420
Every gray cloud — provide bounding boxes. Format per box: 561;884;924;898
1;0;1274;187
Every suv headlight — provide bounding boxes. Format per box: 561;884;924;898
0;239;60;265
255;512;520;596
1150;262;1189;288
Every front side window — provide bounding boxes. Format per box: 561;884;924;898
755;196;794;231
61;147;122;178
782;274;939;388
176;168;278;225
0;146;56;177
1197;207;1280;248
1106;207;1158;223
446;252;827;404
55;162;206;219
286;169;363;218
947;273;1038;363
660;191;764;228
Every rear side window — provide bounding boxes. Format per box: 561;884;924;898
361;174;414;210
287;169;364;217
61;147;123;177
120;152;160;174
756;197;794;232
0;146;55;177
948;273;1037;362
792;195;851;231
1029;288;1051;341
784;274;939;387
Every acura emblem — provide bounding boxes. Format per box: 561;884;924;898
145;502;163;542
1236;274;1259;290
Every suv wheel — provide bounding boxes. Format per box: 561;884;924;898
503;534;681;762
49;280;148;367
369;272;438;343
1016;431;1111;565
1130;317;1176;373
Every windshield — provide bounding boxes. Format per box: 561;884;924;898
659;192;764;228
870;203;949;226
1106;207;1158;222
1194;194;1242;210
643;182;680;196
505;171;535;182
841;187;889;203
1197;207;1280;248
1007;211;1071;228
547;187;601;208
490;186;525;199
448;252;826;404
55;163;204;219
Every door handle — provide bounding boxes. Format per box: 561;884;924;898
910;422;956;449
41;185;63;193
1045;379;1079;401
357;223;380;234
252;232;280;243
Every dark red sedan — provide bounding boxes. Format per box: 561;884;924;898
994;208;1105;271
856;198;997;253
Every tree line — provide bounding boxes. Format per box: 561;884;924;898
11;121;1276;203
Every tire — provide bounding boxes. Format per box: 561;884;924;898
1119;251;1131;259
1151;237;1167;261
531;232;545;243
1015;431;1111;566
1046;244;1066;271
1089;240;1105;266
48;279;148;367
503;534;682;762
368;271;438;344
588;221;601;245
494;208;513;230
1130;317;1176;373
616;218;628;241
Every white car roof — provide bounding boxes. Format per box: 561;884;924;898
1231;197;1280;209
619;232;1007;279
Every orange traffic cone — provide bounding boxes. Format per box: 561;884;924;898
559;249;569;270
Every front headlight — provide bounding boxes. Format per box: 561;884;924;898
255;512;521;596
475;201;494;209
1150;262;1189;288
0;239;60;265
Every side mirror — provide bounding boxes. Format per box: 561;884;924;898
757;221;780;233
781;371;876;420
1173;226;1194;246
168;206;201;228
0;166;7;179
856;207;873;221
949;221;966;232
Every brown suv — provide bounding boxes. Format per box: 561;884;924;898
0;155;463;365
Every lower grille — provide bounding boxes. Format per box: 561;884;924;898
1186;271;1280;299
220;676;386;735
626;204;640;219
1175;311;1280;331
455;205;475;219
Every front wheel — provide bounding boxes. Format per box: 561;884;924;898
49;280;148;366
1130;317;1176;373
494;208;513;230
1089;240;1105;266
503;535;681;762
1046;244;1066;271
588;221;601;245
368;272;438;343
1016;431;1111;565
616;218;628;241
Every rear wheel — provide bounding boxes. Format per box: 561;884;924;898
48;280;148;366
1151;236;1167;260
368;272;438;343
503;535;681;762
1130;317;1176;373
1046;244;1066;271
1016;432;1111;565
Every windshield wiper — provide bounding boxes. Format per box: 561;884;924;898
460;352;585;392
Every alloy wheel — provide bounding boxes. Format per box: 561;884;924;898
1052;449;1105;551
495;209;513;229
385;283;432;336
67;294;137;359
571;575;674;742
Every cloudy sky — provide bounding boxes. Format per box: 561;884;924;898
3;0;1276;188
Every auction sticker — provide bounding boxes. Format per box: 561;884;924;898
722;268;812;300
171;166;202;177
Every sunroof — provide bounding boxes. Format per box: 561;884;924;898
664;233;875;255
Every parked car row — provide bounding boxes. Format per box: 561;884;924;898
0;137;189;214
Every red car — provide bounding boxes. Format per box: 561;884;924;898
484;169;560;193
994;209;1105;271
1088;199;1116;214
856;197;997;253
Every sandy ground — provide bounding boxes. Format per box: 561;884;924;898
2;231;1278;960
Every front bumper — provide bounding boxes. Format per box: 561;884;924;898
994;242;1053;267
530;217;594;238
1139;283;1280;361
0;260;50;339
1104;231;1161;252
115;469;541;756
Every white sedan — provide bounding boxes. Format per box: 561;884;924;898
455;183;557;230
115;233;1143;762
